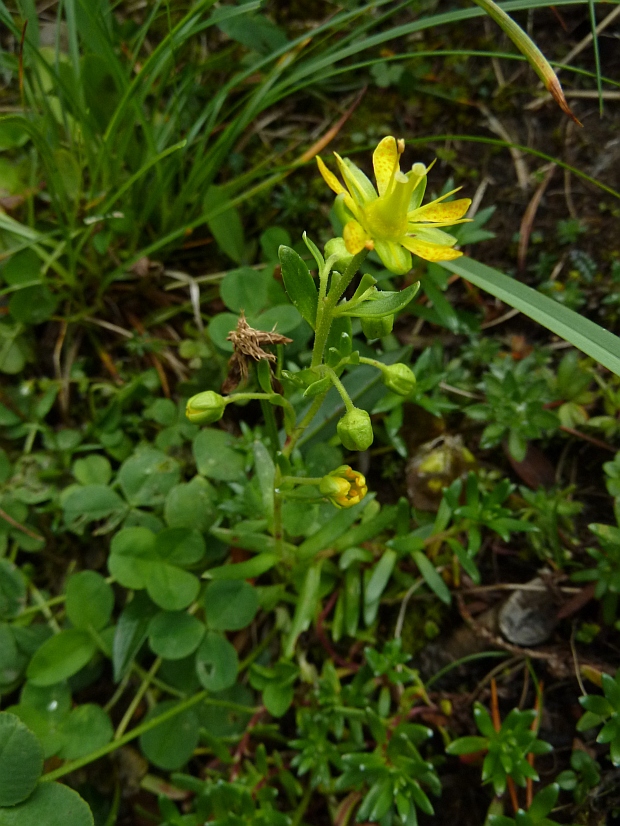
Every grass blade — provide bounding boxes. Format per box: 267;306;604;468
471;0;581;123
439;256;620;377
587;0;604;115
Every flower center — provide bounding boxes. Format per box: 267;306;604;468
362;170;420;241
363;195;408;241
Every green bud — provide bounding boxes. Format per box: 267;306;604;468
337;407;374;452
185;391;227;424
361;315;394;339
382;363;416;396
325;237;354;269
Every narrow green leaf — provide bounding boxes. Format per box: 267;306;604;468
335;283;419;318
210;527;296;556
253;440;275;527
364;550;397;606
332;505;397;552
412;551;451;605
446;736;489;755
204;185;245;264
96;141;187;216
278;246;318;329
284;561;323;657
297;498;370;560
206;553;279;580
440;256;620;377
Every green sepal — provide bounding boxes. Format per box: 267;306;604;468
278;245;318;329
326;347;341;368
280;370;304;389
302;231;325;272
304;376;332;398
351;272;377;302
335;283;420;318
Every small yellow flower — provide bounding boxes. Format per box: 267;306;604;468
319;465;368;509
317;136;472;274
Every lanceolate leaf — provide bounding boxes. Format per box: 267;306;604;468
335;283;420;318
440;256;620;378
279;246;318;329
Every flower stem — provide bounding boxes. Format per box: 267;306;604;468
311;249;367;368
280;475;324;486
282;390;328;459
326;367;354;413
114;657;161;740
260;398;280;456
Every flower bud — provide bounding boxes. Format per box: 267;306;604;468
319;465;368;508
324;237;354;269
382;363;416;396
361;315;394;339
337;407;374;452
185;391;227;424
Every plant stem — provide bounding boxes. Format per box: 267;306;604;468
280;475;324;486
115;657;162;740
291;782;313;826
42;690;209;782
230;391;296;430
282;391;328;458
41;694;259;783
326;367;354;412
260;398;281;457
358;355;385;372
311;249;367;368
273;465;284;559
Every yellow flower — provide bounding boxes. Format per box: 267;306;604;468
319;466;368;509
317;136;472;275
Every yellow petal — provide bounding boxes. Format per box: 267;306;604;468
317;156;358;215
413;197;472;223
401;236;464;262
316;156;346;197
373;136;400;197
343;220;368;254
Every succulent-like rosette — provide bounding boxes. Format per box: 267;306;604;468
317;136;471;274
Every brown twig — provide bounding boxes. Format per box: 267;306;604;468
456;595;571;677
559;425;617;453
229;708;265;781
526;684;543;809
297;86;367;164
18;20;27;99
0;507;44;542
517;164;556;274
